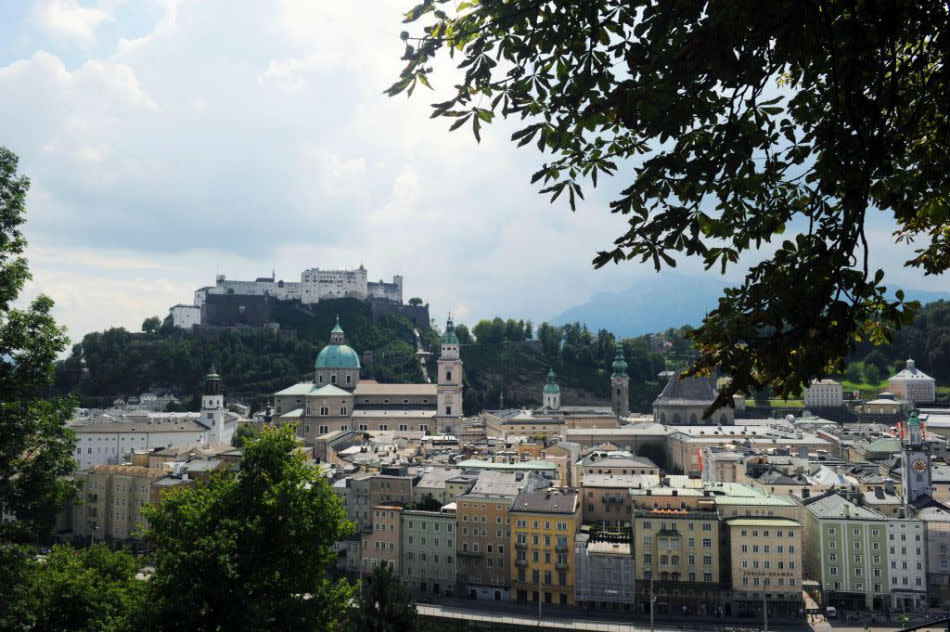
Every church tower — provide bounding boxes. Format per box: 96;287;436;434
201;367;227;444
610;349;629;418
436;315;463;435
543;369;561;410
902;410;932;504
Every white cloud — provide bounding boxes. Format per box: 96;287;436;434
34;0;114;45
2;0;945;345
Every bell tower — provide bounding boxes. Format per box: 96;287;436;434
201;367;226;444
436;315;463;435
902;410;932;504
610;348;629;418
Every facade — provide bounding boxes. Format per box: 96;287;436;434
805;379;843;409
183;266;404;326
72;457;162;544
362;504;404;575
919;505;950;608
401;509;457;596
574;530;635;608
575;450;659;485
300;266;403;305
580;474;636;524
274;318;452;440
726;518;803;616
632;503;721;615
653;372;733;425
886;519;928;611
455;471;548;600
169;304;200;329
802;492;890;610
888;359;936;403
72;417;214;470
509;489;582;606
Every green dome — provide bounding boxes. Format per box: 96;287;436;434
442;316;460;345
543;369;560;394
315;344;361;369
611;349;628;378
907;410;921;427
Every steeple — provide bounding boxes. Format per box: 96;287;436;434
611;348;630;418
902;410;932;505
542;368;560;410
329;315;345;345
611;348;628;378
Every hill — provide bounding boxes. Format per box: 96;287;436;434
55;299;425;410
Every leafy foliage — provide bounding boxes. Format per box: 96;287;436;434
350;562;418;632
27;544;145;632
0;147;76;543
388;0;949;410
143;426;354;631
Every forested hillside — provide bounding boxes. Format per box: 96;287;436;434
54;300;948;414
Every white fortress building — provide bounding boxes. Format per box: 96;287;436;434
174;265;404;328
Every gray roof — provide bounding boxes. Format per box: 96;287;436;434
467;470;547;498
803;492;887;521
577;451;657;469
416;467;463;490
510;489;579;515
752;469;800;486
653;373;718;407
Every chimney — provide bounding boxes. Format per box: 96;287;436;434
801;488;811;498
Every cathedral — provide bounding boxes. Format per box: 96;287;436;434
273;317;463;442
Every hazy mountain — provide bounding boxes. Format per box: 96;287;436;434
552;275;948;339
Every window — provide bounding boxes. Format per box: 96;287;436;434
445;406;452;415
702;538;712;548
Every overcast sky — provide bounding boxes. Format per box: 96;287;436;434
2;0;946;344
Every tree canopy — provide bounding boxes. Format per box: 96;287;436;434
0;146;76;542
388;0;949;411
143;426;353;631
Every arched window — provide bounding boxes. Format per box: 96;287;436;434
673;413;682;424
689;413;698;424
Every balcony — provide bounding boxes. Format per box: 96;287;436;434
458;549;483;558
555;543;569;553
515;542;527;550
515;559;527;567
602;495;625;503
555;561;569;570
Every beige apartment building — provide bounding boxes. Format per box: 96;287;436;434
73;458;163;544
726;518;803;617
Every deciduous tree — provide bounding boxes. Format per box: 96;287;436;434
388;1;949;411
143;426;353;631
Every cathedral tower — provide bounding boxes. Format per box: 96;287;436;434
543;369;561;410
201;367;227;444
436;315;463;435
610;348;629;418
902;410;932;505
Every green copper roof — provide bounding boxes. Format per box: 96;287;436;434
206;366;221;381
315;343;361;369
907;410;921;427
611;348;628;378
543;369;560;394
442;316;460;345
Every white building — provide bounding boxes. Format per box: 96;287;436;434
72;415;214;470
169;304;201;329
804;379;843;409
886;519;928;611
888;359;936;403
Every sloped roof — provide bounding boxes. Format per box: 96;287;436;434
653;373;718;407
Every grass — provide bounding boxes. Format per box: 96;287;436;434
744;399;804;409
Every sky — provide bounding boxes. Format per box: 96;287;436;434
1;0;946;345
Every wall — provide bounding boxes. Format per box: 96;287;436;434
201;294;275;327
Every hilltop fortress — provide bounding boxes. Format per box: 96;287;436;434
169;265;416;329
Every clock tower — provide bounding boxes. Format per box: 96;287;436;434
901;410;932;504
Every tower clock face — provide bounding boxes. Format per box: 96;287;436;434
912;459;927;472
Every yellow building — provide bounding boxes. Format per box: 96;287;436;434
72;456;163;544
509;489;581;606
